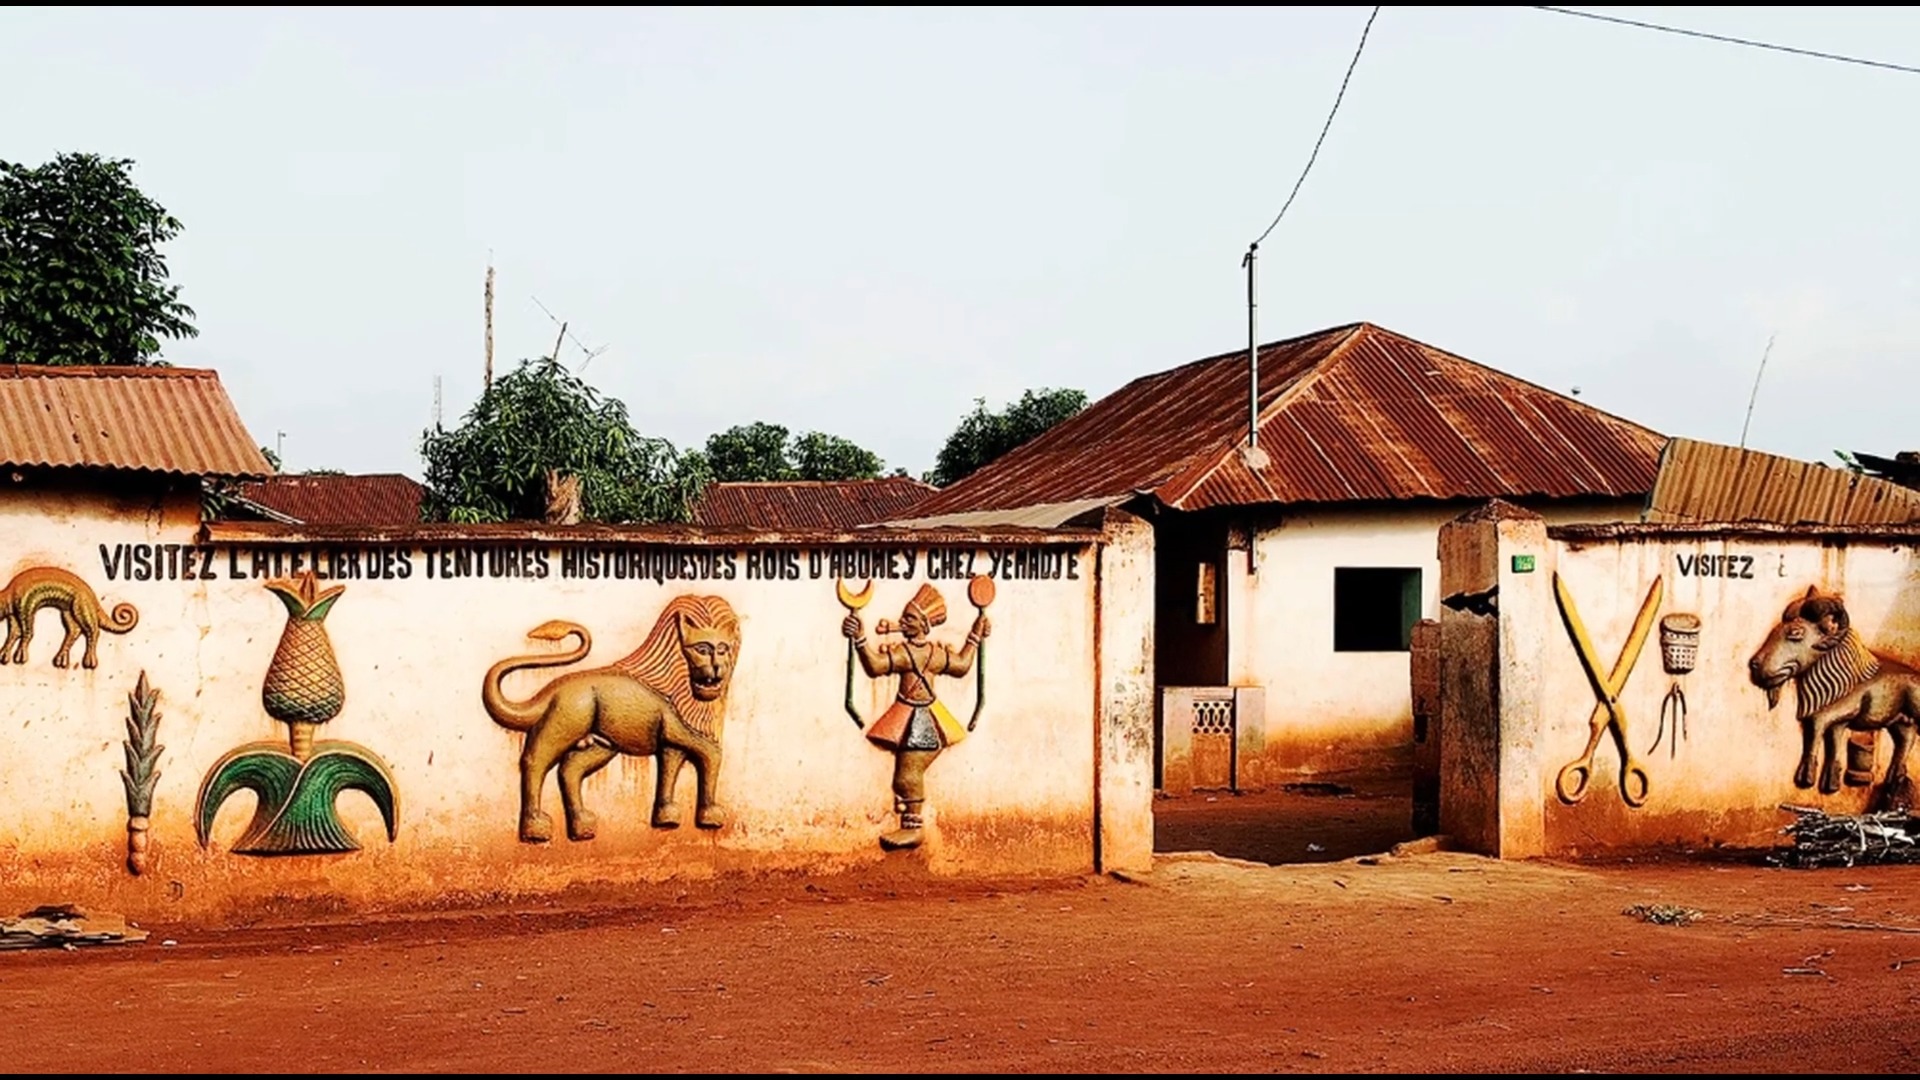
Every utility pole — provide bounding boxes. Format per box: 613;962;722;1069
1239;244;1269;471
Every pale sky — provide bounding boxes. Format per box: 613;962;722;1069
4;7;1914;478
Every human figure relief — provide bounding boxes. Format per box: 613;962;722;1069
840;581;991;851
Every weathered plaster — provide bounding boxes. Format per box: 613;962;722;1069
1095;510;1155;874
1441;501;1920;858
0;483;1117;920
1226;499;1641;783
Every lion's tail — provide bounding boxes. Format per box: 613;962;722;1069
103;602;139;634
482;620;592;733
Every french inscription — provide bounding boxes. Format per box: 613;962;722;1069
1676;553;1757;580
95;542;1082;586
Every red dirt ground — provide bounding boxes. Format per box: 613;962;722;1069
3;764;1920;1068
1153;770;1418;865
6;820;1920;1073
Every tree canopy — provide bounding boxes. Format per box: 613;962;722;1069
926;387;1088;487
699;423;884;482
0;152;197;366
420;358;705;524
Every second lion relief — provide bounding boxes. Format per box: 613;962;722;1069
481;595;741;844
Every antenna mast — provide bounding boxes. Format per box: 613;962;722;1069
483;259;496;391
1738;333;1777;449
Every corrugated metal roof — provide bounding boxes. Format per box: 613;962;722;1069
880;496;1125;530
1644;438;1920;526
233;473;426;526
910;322;1666;517
0;365;271;477
690;477;937;530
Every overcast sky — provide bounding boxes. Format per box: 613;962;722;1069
3;7;1914;477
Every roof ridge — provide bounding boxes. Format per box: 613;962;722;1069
921;324;1364;513
707;477;933;488
250;473;422;483
1153;324;1369;506
0;364;222;379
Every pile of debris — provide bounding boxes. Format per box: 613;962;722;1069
1771;804;1920;869
0;905;149;951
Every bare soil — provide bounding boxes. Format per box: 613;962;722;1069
5;836;1920;1073
1153;769;1418;865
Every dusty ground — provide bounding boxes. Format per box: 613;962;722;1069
5;835;1920;1073
1153;770;1417;865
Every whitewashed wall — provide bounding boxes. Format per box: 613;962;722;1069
0;482;1142;921
1223;499;1642;782
1439;505;1920;857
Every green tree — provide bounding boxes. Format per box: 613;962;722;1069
792;431;882;481
703;422;797;482
701;423;885;482
927;387;1088;487
420;357;705;524
0;152;197;365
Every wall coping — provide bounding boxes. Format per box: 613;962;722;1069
1550;520;1920;545
200;520;1106;548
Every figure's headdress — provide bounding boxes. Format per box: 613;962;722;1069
903;583;947;627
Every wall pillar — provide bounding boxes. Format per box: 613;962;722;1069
1437;500;1550;858
1096;509;1156;874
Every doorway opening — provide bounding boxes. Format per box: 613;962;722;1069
1149;519;1425;864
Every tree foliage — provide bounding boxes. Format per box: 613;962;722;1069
699;423;884;482
0;152;197;365
927;387;1089;487
702;422;796;482
419;358;705;524
792;430;883;481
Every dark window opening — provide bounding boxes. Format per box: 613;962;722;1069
1334;567;1422;652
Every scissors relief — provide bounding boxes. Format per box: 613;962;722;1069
1553;573;1664;808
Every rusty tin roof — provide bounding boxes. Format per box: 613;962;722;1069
1644;437;1920;526
0;365;272;478
910;323;1667;516
691;477;937;530
233;473;426;526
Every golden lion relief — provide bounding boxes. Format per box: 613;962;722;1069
482;595;740;843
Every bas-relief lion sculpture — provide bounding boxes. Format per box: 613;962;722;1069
1748;586;1920;796
482;595;741;843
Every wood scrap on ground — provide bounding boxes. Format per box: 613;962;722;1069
1772;804;1920;868
0;904;149;950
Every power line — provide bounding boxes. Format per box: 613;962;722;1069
1534;6;1920;76
1251;6;1382;247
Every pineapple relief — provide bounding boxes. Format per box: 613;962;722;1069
194;572;399;856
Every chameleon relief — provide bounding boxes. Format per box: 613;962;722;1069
0;565;139;669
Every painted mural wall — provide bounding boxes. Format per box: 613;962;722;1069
0;484;1148;922
1221;499;1643;784
1437;504;1920;857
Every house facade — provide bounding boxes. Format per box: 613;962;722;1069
898;322;1668;792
